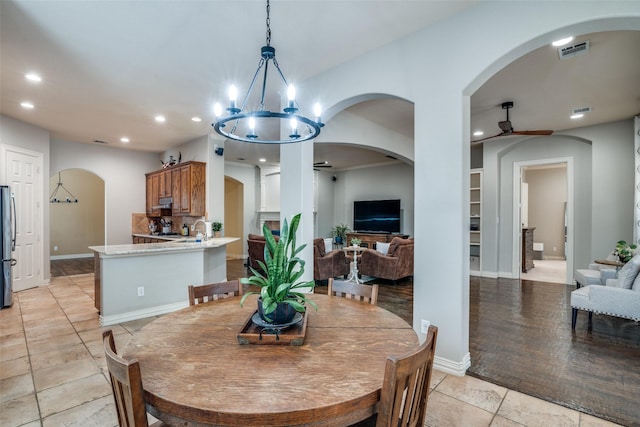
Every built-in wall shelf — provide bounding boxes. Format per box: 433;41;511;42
470;170;482;275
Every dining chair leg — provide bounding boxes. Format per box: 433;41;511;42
571;308;578;329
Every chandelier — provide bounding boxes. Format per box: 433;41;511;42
211;0;324;144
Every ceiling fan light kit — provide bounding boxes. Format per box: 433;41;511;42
212;0;324;144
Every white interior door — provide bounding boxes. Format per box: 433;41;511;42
4;146;43;291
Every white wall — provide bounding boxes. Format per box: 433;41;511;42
298;2;640;370
568;119;636;260
315;170;336;238
480;119;634;279
50;138;160;246
332;163;414;237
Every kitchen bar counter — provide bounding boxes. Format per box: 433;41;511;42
92;237;237;256
90;237;239;326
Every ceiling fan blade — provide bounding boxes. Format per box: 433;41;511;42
471;132;505;144
471;129;553;146
511;130;553;136
313;161;332;168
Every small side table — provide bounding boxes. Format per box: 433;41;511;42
343;245;365;284
594;259;625;268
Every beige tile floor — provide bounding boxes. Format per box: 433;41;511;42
0;274;622;427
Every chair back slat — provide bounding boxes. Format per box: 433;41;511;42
328;278;378;305
103;330;149;427
376;326;438;427
188;280;243;306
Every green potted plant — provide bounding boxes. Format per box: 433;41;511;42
332;223;351;245
240;213;317;324
212;221;223;238
613;240;637;263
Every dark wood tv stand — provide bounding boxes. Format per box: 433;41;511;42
346;232;409;249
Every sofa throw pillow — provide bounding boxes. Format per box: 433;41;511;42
324;238;333;254
376;242;390;255
388;237;410;256
612;253;640;289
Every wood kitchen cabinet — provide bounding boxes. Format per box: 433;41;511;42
158;169;172;198
146;161;205;217
171;161;206;216
145;173;160;216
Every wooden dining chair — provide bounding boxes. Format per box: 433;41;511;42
327;278;378;305
188;279;243;306
103;330;166;427
376;325;438;427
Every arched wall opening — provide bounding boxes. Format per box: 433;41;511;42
224;175;244;258
49;168;105;258
287;4;640;370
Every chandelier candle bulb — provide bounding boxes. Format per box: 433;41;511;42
247;117;257;139
286;85;297;111
314;103;322;123
213;103;222;118
228;86;239;112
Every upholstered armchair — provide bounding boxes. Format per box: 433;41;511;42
313;238;350;281
247;233;279;274
359;237;414;282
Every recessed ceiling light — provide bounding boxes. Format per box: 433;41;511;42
473;131;484;137
552;36;574;47
20;101;34;109
191;116;202;122
25;73;42;83
259;158;266;163
570;113;584;120
155;115;166;123
120;137;130;143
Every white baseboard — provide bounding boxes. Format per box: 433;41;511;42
100;301;188;326
480;271;498;279
498;271;515;279
50;253;93;260
433;352;471;376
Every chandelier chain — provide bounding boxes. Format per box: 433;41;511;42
265;0;271;46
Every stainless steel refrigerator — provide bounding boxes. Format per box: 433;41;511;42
1;185;17;308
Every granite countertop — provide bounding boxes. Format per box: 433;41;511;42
90;237;239;256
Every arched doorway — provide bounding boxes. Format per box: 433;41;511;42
49;169;105;259
224;176;243;259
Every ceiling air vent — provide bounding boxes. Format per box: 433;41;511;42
572;107;591;115
558;40;590;60
93;139;108;144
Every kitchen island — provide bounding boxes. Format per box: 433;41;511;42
90;237;238;326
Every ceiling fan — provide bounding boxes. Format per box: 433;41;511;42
471;101;553;145
313;161;332;169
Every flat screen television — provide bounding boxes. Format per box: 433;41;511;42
353;199;401;234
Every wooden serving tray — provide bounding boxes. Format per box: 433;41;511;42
237;310;308;346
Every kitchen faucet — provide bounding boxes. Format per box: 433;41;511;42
193;219;211;240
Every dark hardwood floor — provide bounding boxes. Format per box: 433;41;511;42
50;257;94;277
51;257;639;426
468;276;640;427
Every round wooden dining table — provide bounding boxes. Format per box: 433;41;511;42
123;293;418;427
